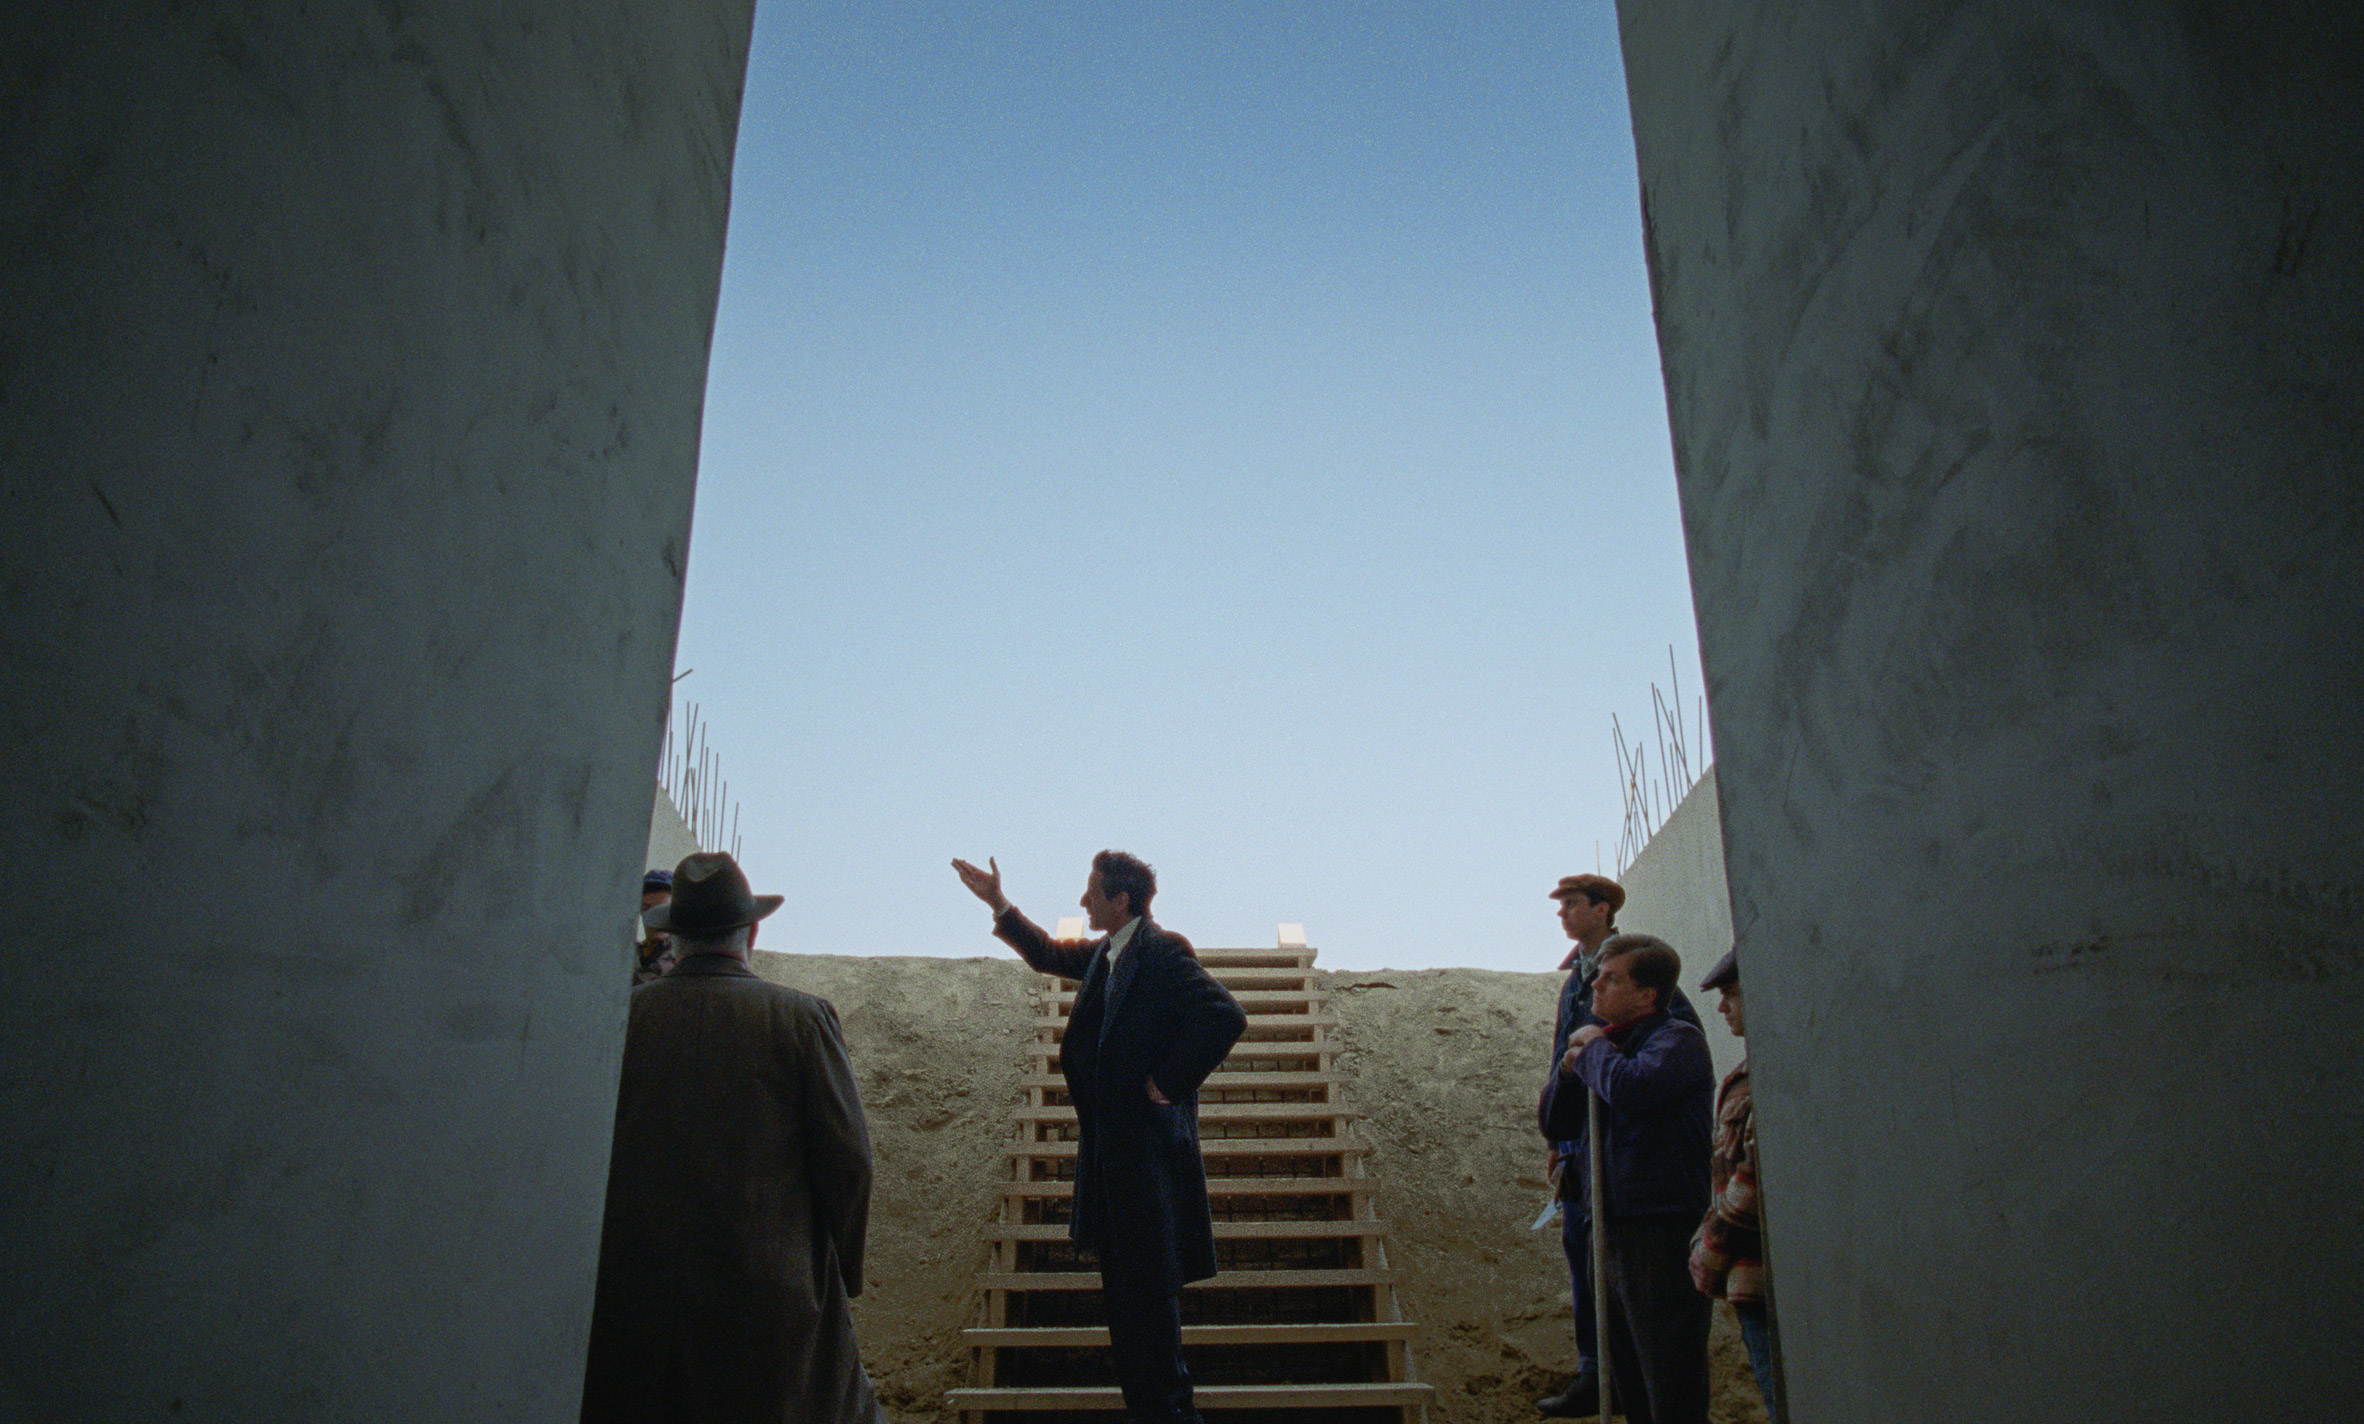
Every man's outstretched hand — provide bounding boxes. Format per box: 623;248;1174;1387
952;857;1010;915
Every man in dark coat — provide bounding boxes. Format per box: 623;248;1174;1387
954;850;1246;1424
1540;933;1714;1424
583;852;885;1424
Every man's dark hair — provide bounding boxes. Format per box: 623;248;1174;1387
1598;933;1681;1008
1092;850;1156;916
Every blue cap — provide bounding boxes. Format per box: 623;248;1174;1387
642;868;673;891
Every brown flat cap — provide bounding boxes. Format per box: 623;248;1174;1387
1550;873;1625;912
1699;946;1740;990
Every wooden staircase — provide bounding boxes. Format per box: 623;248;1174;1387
949;944;1434;1424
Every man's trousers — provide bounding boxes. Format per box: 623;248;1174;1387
1100;1261;1200;1423
1557;1203;1600;1374
1599;1212;1711;1424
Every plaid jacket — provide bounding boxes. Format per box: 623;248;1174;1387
1689;1057;1767;1303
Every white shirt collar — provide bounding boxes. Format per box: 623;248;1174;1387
1105;916;1144;963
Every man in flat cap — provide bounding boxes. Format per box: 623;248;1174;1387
1538;875;1702;1418
583;852;885;1424
1690;947;1781;1422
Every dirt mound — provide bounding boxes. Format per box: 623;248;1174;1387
753;951;1766;1422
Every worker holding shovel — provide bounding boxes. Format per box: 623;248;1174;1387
1540;934;1716;1424
1538;877;1703;1418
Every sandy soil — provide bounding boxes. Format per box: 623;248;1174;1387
753;951;1768;1424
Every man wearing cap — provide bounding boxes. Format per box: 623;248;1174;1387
1690;948;1780;1422
631;868;674;985
583;852;885;1424
1538;875;1703;1418
1541;934;1714;1424
952;851;1246;1424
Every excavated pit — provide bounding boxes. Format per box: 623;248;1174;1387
750;951;1768;1423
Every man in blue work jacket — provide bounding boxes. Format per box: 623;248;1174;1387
1541;933;1715;1424
1540;876;1702;1417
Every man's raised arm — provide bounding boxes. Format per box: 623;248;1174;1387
952;856;1094;980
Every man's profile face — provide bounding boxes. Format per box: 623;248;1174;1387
1717;986;1745;1038
1591;955;1656;1024
1557;893;1609;943
641;888;671;913
1080;869;1131;933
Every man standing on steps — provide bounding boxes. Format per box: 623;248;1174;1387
954;851;1246;1424
1538;875;1702;1418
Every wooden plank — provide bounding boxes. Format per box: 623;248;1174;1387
973;1267;1395;1292
1008;1137;1372;1159
1191;950;1315;968
1195;968;1316;988
962;1322;1419;1348
946;1383;1434;1410
983;1218;1388;1242
1013;1102;1355;1124
1029;1044;1334;1058
1039;1013;1336;1036
996;1177;1375;1198
1050;989;1317;1011
1020;1071;1339;1091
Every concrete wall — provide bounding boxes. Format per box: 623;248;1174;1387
1616;768;1741;1080
1617;4;2363;1420
647;787;703;872
0;5;755;1421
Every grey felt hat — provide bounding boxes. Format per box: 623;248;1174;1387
642;852;782;936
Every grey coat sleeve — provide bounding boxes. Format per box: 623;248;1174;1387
799;998;875;1297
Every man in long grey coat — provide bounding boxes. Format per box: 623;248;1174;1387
582;852;885;1424
954;850;1246;1424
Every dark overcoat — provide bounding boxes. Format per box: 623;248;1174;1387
581;955;884;1424
997;909;1247;1292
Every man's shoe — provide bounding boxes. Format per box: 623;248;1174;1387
1537;1372;1600;1417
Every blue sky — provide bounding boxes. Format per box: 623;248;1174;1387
670;1;1708;972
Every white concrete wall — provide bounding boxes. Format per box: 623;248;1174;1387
1617;768;1742;1081
647;788;703;872
0;5;755;1420
1618;4;2364;1420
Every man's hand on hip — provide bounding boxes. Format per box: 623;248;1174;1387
1144;1077;1171;1106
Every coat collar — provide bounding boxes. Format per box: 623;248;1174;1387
1605;1005;1672;1044
670;952;758;979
